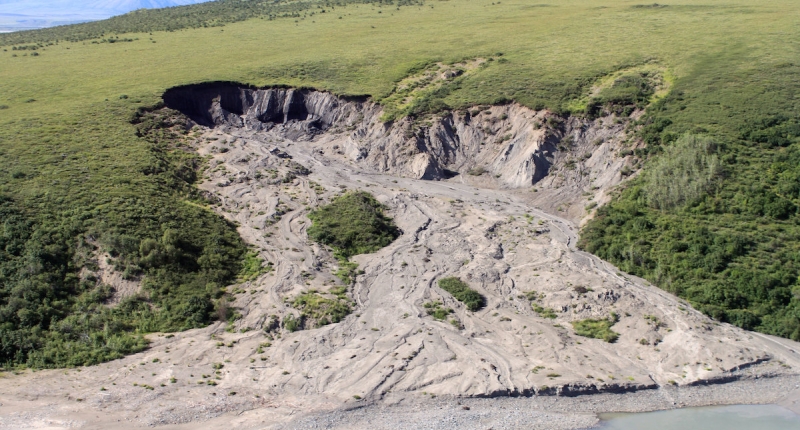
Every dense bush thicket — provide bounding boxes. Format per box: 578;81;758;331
580;60;800;340
0;108;246;368
307;191;400;259
643;134;723;210
0;0;422;46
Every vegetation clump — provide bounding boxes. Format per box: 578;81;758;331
423;301;454;320
437;277;486;311
467;166;487;176
238;252;274;282
524;290;556;318
307;191;399;284
307;191;399;259
532;303;558;319
291;290;352;329
643;134;723;210
571;314;620;343
282;314;302;333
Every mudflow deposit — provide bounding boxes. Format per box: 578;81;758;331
2;84;800;430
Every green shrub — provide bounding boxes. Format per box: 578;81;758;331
334;259;360;285
292;291;352;328
423;301;453;320
532;303;557;319
643;134;722;210
437;277;486;311
238;252;273;282
307;191;400;259
467;166;487;176
524;291;541;301
571;314;620;343
282;314;302;332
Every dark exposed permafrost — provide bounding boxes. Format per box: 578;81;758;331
163;82;368;130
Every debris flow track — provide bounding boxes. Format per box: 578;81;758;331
1;86;799;429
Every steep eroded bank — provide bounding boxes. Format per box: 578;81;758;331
163;83;632;223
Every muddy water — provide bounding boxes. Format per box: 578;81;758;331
593;404;800;429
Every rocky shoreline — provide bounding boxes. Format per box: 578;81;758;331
1;369;797;429
277;372;800;430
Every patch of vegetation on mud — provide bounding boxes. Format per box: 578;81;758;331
423;301;453;320
290;288;352;329
307;191;400;259
572;314;620;343
437;277;486;312
307;191;400;284
238;252;274;282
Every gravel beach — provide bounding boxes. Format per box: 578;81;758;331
277;372;800;430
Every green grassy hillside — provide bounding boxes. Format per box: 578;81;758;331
1;0;799;367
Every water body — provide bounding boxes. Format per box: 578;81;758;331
0;1;212;32
593;404;800;430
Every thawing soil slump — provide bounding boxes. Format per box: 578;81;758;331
3;84;800;428
160;83;800;395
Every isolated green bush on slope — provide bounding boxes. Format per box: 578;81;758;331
437;277;486;312
571;314;620;343
307;191;400;259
